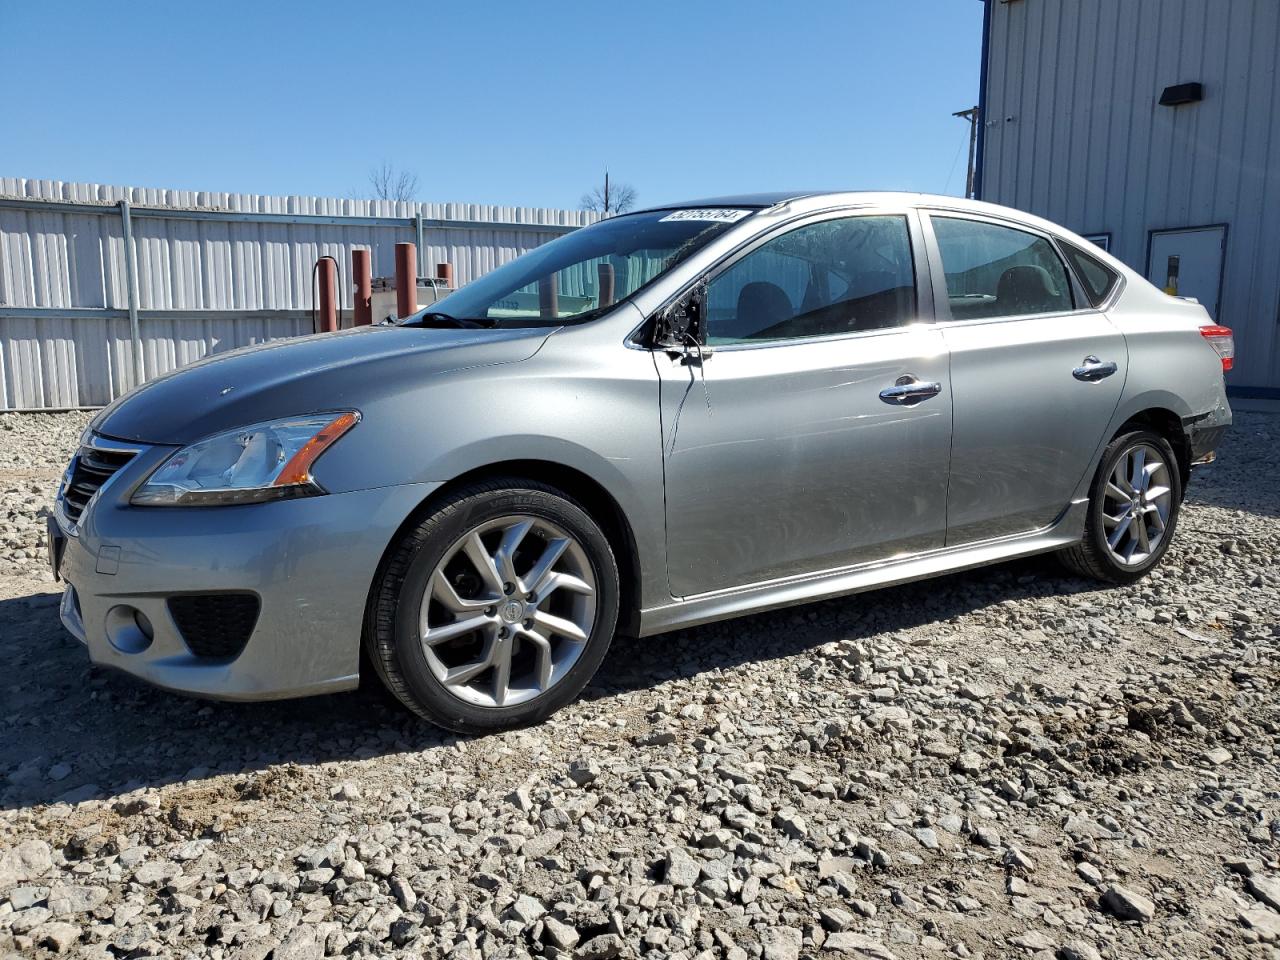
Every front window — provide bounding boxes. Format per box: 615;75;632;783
705;215;917;345
407;208;755;327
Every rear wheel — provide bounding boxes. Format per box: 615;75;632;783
1059;429;1182;583
367;480;620;732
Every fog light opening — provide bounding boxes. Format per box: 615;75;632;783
105;605;154;654
133;609;155;642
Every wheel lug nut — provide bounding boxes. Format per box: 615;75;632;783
526;593;536;603
498;627;508;639
484;606;495;617
503;582;514;595
523;618;533;629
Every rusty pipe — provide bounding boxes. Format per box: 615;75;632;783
316;256;338;333
352;249;372;326
395;242;417;319
596;262;615;309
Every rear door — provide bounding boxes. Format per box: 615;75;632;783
924;212;1128;545
656;209;952;597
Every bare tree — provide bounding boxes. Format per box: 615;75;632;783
367;162;419;202
581;171;637;216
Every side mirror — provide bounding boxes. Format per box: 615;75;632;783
653;280;708;348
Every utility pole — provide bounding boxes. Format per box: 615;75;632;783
603;170;611;215
953;107;979;199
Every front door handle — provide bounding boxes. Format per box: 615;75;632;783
879;375;943;405
1073;356;1119;382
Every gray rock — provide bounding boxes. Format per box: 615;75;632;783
0;839;52;887
774;808;808;839
542;916;580;951
1101;884;1156;922
1075;862;1104;887
170;839;208;861
579;933;625;959
133;860;181;885
33;921;81;953
760;926;803;960
333;780;362;801
973;826;1002;848
1246;874;1280;913
274;923;325;960
820;907;855;931
823;932;900;959
1010;929;1055;951
665;847;702;888
1239;908;1280;943
46;885;109;916
912;827;940;850
1058;941;1103;960
8;885;49;910
522;829;564;858
389;876;417;911
567;758;600;786
505;894;546;925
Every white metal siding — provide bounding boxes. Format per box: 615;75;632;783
0;179;595;410
980;0;1280;392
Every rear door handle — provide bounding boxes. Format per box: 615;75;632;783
879;376;943;405
1072;356;1118;382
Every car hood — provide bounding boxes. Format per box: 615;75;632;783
91;324;554;445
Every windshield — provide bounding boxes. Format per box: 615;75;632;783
404;208;755;327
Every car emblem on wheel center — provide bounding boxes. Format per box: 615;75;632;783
501;599;524;623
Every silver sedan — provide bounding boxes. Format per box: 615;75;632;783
50;192;1233;731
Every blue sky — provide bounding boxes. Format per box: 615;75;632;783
1;0;983;210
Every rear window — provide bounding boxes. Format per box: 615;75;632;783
1061;241;1120;306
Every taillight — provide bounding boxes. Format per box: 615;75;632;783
1200;324;1234;372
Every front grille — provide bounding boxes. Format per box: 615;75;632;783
168;593;261;661
62;444;137;525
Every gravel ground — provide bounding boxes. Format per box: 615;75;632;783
1;409;1278;960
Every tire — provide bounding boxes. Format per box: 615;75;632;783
366;479;620;733
1059;428;1183;584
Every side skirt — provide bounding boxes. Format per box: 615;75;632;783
636;500;1088;637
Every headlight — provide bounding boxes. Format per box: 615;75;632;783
131;412;360;506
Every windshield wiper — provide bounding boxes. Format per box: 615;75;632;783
401;311;499;329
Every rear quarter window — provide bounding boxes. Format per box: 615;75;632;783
1061;241;1120;306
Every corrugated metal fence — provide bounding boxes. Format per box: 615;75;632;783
0;178;596;410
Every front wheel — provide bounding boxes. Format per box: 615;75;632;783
1059;429;1182;584
367;480;620;732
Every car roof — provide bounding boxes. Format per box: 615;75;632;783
635;191;1038;218
635;191;1090;242
634;192;823;212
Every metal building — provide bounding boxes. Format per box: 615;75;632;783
977;0;1280;397
0;179;593;411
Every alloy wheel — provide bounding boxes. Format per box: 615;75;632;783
418;515;597;707
1101;442;1173;566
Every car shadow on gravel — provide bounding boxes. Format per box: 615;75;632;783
587;553;1096;701
0;553;1098;812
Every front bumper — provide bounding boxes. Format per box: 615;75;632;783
55;472;441;701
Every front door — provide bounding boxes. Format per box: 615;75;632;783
656;212;952;598
926;213;1129;544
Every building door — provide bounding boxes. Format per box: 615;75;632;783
1146;226;1226;319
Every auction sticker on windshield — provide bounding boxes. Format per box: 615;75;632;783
659;209;753;223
